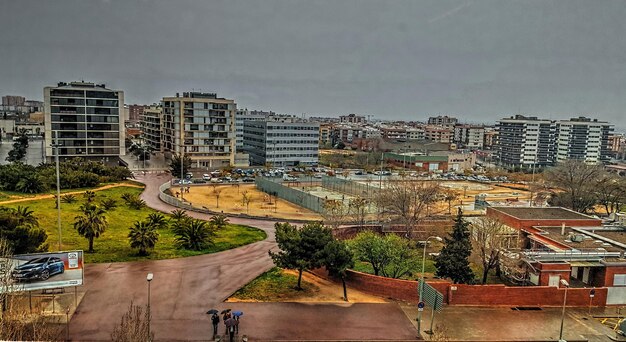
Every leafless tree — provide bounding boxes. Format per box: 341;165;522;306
375;179;441;239
110;300;153;342
471;217;513;284
594;172;626;215
348;196;368;228
545;160;603;213
322;199;348;230
240;190;252;214
211;185;223;209
441;188;459;215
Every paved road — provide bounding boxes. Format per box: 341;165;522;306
68;174;418;341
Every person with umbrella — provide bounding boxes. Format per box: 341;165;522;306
224;314;237;342
206;309;220;336
232;311;243;334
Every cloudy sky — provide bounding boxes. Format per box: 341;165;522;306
1;0;625;127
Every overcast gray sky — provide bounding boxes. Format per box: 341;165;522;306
1;0;625;127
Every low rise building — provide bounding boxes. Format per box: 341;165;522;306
427;115;458;127
454;124;485;149
424;126;453;144
339;113;366;124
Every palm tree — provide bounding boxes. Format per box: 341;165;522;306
74;203;108;252
172;219;216;251
15;173;47;193
146;213;169;230
83;190;96;203
14;206;39;227
128;220;159;256
209;214;229;230
170;209;189;222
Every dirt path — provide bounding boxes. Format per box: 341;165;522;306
0;182;144;205
228;270;388;304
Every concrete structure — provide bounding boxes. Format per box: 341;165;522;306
44;81;125;162
339;113;366;124
454;124;485;149
381;127;407;140
483;127;498;150
384;151;475;172
335;124;363;143
128;104;146;123
406;127;425;140
141;105;162;151
243;116;319;167
427;115;458;127
319;123;333;146
235;109;272;152
555;117;613;164
496;115;555;168
161;92;236;169
2;95;25;106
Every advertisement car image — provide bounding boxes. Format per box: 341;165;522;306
1;250;84;293
11;257;65;282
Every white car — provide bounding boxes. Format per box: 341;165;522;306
202;174;211;180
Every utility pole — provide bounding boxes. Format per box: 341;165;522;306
52;131;62;251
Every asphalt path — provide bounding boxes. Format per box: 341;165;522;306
68;174;418;341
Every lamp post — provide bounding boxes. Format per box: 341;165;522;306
417;236;443;335
51;130;63;251
147;273;153;341
559;279;569;342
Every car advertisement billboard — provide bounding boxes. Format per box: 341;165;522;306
1;250;84;292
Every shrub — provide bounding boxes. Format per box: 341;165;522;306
172;219;216;251
99;198;118;211
61;194;77;204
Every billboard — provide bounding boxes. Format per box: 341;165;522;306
1;250;84;292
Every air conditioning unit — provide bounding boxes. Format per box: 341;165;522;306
571;234;585;242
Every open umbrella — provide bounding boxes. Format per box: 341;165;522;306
224;317;237;327
220;309;231;314
206;309;219;315
232;311;243;317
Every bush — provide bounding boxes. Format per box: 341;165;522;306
61;194;77;204
172;219;216;250
121;193;146;210
99;198;118;211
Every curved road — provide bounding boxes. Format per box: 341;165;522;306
69;174;279;340
68;174;418;341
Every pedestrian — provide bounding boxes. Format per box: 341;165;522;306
224;316;236;342
234;314;240;334
211;313;220;336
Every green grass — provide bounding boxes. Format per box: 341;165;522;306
3;186;266;263
351;259;437;280
230;267;317;301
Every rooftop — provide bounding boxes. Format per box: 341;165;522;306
490;207;598;221
536;226;624;253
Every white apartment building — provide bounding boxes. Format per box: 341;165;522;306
243;116;319;167
339;113;366;124
161;92;236;169
235;109;272;153
406;128;425;140
496;115;555;168
555;117;613;164
44;81;125;163
141;105;162;151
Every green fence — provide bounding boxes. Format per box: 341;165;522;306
255;177;324;213
321;175;377;199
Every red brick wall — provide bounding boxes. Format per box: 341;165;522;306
448;284;606;307
596;265;626;287
310;268;607;307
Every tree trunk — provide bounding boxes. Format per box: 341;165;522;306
297;268;303;290
372;265;379;276
88;237;94;253
341;275;348;301
481;267;489;284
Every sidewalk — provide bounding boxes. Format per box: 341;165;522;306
399;304;618;341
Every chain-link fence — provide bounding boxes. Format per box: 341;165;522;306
321;175;377;199
255;176;324;213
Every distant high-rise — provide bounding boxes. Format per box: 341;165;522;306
44;81;125;163
2;95;25;106
161;92;236;169
555;117;613;164
141;105;163;151
427;115;458;127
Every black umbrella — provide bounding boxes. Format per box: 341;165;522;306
224;317;237;327
206;309;219;315
220;309;231;314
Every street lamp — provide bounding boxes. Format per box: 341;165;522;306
558;279;569;342
417;236;443;335
51;130;63;251
147;273;153;341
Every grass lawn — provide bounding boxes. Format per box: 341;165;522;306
3;186;266;263
229;267;317;301
351;259;437;280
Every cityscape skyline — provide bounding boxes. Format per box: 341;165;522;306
1;0;626;130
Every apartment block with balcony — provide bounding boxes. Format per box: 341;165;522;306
161;92;236;169
141;105;163;151
496;115;555;168
44;81;125;163
454;124;485;149
555;117;613;164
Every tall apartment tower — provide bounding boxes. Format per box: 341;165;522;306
141;105;163;151
555;117;613;164
44;82;125;163
496;115;555;168
161;92;236;169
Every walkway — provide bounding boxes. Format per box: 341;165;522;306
0;182;143;205
68;174;418;341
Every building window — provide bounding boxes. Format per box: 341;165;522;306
614;274;626;286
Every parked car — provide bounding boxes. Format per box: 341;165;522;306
12;257;65;282
185;172;193;179
242;177;255;183
202;174;211;180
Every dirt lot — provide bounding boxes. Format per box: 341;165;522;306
181;184;322;220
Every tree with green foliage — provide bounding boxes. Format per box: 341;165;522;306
435;209;474;284
350;232;420;278
269;221;333;290
6;133;28;163
349;231;388;276
169;153;192;177
0;207;47;254
169;209;189;222
323;240;354;301
83;190;96;203
128;220;160;256
73;203;108;253
146;213;169;230
15;173;48;193
172;219;217;251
